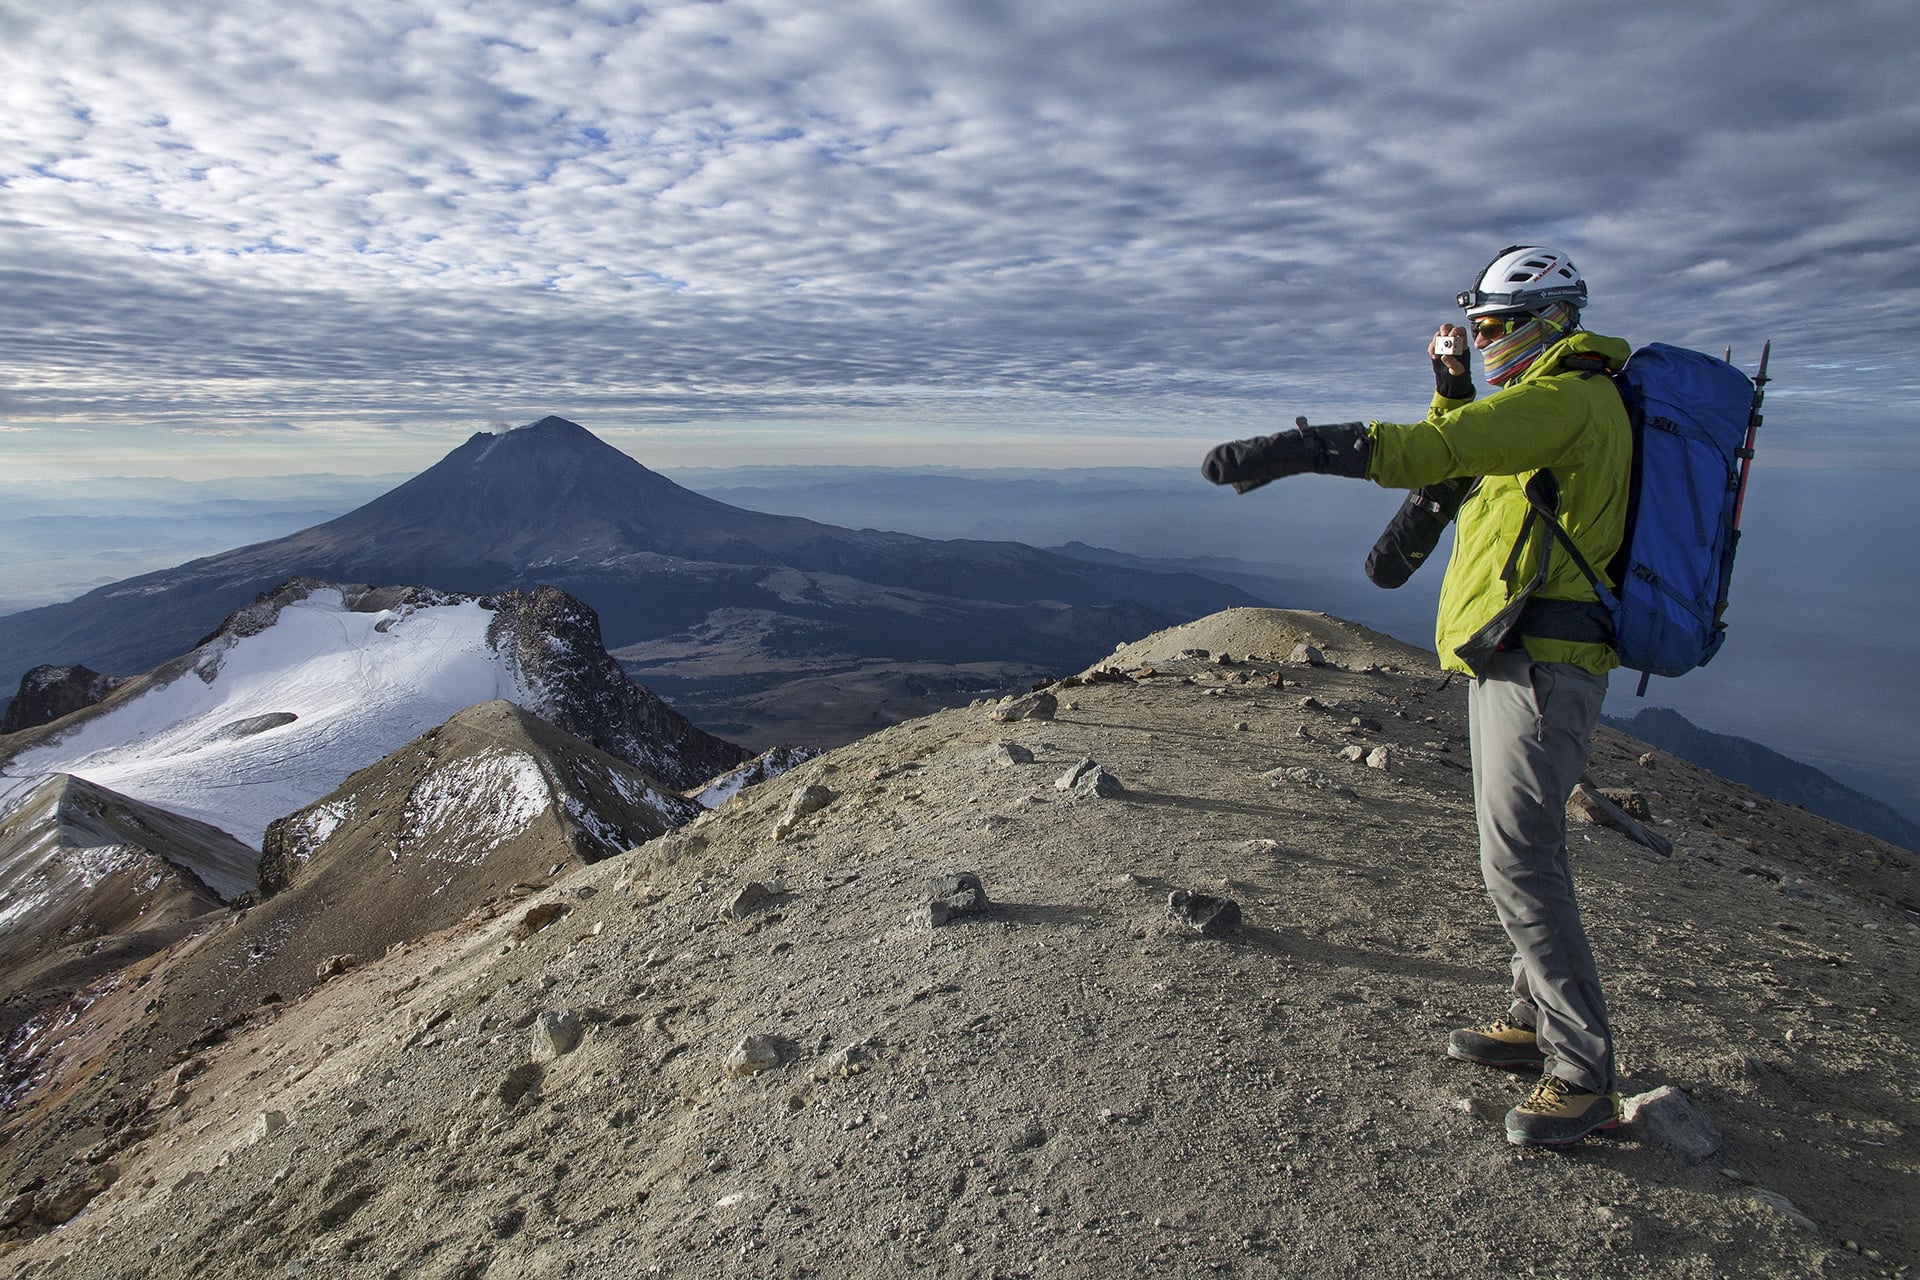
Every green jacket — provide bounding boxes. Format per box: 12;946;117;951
1366;330;1634;676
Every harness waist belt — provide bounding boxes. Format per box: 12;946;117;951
1519;597;1614;645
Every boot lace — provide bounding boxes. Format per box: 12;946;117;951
1523;1074;1572;1112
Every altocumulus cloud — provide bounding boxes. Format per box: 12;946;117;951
1;0;1917;453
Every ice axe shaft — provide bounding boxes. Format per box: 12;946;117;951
1731;340;1770;531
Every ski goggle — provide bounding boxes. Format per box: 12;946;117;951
1471;313;1533;338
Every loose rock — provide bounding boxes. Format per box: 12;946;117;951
532;1009;584;1061
916;871;991;927
1290;643;1326;666
727;880;782;918
1621;1085;1721;1159
1056;758;1124;797
726;1034;781;1078
990;691;1058;723
776;783;837;838
928;871;990;912
1167;889;1242;937
314;954;356;983
990;741;1036;766
784;783;836;820
248;1111;288;1145
514;902;569;940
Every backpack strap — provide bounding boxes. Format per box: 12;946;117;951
1510;469;1620;641
1501;470;1567;593
1559;351;1615;378
1521;471;1611;599
1457;466;1622;674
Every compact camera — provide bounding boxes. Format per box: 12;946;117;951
1435;333;1460;357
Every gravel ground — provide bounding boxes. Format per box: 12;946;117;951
4;608;1914;1280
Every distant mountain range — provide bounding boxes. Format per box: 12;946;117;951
0;417;1254;712
1604;706;1920;853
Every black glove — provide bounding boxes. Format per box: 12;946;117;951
1202;418;1371;493
1432;355;1473;401
1365;477;1473;588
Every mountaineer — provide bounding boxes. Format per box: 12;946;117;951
1202;246;1629;1147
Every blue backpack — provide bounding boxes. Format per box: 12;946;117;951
1526;341;1771;694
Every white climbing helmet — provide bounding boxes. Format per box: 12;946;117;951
1456;245;1587;317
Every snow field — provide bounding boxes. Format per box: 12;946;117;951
7;591;539;850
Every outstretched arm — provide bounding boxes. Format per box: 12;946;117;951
1201;418;1371;493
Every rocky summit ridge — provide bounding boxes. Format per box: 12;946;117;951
1;608;1912;1279
0;774;244;1050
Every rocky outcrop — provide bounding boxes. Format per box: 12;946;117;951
485;585;747;789
211;579;747;790
0;665;124;734
257;698;694;903
0;578;747;854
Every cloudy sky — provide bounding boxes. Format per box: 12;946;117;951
2;0;1917;479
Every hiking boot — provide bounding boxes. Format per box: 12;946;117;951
1504;1074;1621;1147
1447;1018;1546;1069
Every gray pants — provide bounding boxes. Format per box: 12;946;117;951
1468;650;1614;1093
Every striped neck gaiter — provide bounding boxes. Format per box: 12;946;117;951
1481;301;1579;386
